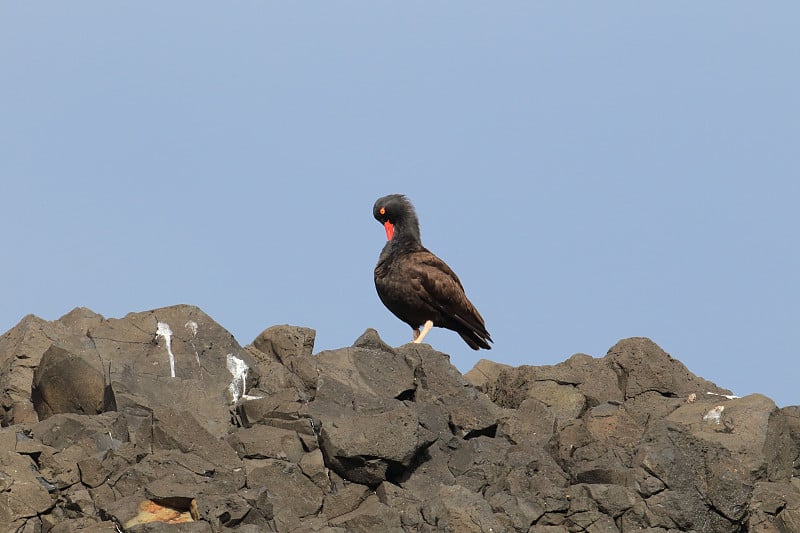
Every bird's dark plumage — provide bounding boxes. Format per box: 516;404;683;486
373;194;492;350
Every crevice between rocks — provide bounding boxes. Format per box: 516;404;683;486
463;423;498;440
395;388;416;402
387;439;437;486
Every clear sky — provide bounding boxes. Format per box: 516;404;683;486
1;3;797;406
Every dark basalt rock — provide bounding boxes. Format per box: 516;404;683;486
0;306;798;532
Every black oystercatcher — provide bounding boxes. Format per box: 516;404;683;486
373;194;492;350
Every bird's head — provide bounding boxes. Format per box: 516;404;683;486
373;194;420;242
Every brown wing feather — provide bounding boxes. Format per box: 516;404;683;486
403;250;490;341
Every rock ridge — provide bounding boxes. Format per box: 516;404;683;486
0;305;797;532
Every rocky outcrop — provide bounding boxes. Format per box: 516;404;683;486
0;305;798;532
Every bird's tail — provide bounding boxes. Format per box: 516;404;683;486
458;328;493;350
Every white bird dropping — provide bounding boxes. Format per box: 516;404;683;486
185;321;201;366
156;321;176;378
227;354;249;403
226;353;262;403
703;405;725;425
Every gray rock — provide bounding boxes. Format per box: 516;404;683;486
250;325;318;398
314;342;417;405
448;435;510;493
396;438;457;501
352;327;396;352
32;345;108;420
464;358;513;392
322;481;371;519
575;483;641;519
404;343;501;438
488;491;545;531
252;324;316;363
0;449;54;522
636;424;743;531
48;518;118;532
298;449;330;490
0;308;106;426
644;488;735;532
665;393;796;482
151;408;245;489
375;481;424;528
748;481;800;532
308;341;438;487
328;494;403;532
194;493;258;528
100;305;252;439
246;459;323;520
605;337;730;400
489;352;623;410
228;424;306;463
421;484;505;532
3;307;799;533
497;398;556;446
2;305;257;440
317;402;436;487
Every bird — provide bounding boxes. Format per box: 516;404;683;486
373;194;492;350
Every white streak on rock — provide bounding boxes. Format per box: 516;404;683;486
706;391;740;400
185;321;200;366
226;354;247;403
703;405;725;424
226;354;262;404
156;322;176;378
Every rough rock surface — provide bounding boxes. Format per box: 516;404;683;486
0;306;798;532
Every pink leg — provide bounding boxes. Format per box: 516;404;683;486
413;320;434;344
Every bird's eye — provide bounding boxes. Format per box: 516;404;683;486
379;207;386;215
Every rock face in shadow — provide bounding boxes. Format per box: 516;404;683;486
0;307;798;532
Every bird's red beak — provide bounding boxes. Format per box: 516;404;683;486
383;221;395;241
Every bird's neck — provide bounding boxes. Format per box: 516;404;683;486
386;218;423;253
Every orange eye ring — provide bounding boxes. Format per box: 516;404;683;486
379;207;386;215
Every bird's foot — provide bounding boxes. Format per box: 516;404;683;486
413;320;434;344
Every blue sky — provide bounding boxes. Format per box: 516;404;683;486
2;3;798;406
